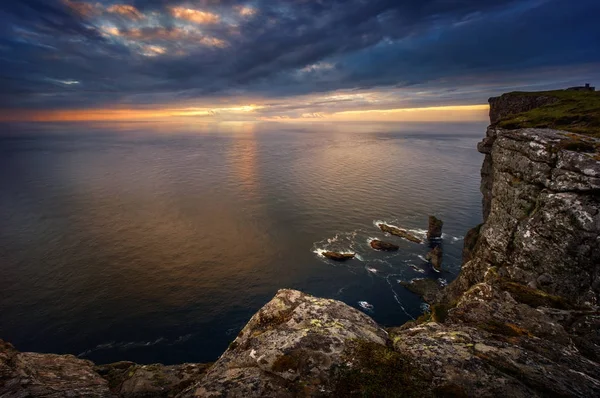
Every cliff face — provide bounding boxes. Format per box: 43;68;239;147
2;91;600;397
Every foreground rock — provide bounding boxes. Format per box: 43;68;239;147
427;216;443;240
0;340;113;397
95;361;210;398
369;239;399;251
425;246;443;272
377;223;422;244
321;251;355;261
180;289;395;397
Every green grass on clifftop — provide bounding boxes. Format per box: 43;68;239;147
497;90;600;137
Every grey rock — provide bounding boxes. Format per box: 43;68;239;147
180;289;389;397
0;340;114;397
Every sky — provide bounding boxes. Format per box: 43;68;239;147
0;0;599;122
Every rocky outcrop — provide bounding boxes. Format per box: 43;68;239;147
451;126;600;307
427;216;443;240
321;251;355;261
488;93;559;124
0;340;113;397
95;361;210;398
425;246;443;272
181;289;393;397
2;90;600;397
377;223;423;244
369;239;399;251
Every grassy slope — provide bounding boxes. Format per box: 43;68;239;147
496;90;600;138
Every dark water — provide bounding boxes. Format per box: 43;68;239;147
0;121;484;365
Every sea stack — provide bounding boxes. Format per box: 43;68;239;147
425;246;442;272
427;216;443;240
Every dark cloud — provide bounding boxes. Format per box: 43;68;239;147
0;0;599;111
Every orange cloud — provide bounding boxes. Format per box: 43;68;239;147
107;4;144;20
170;7;220;24
64;0;101;17
111;27;227;48
238;6;256;17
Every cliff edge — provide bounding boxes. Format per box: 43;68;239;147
2;90;600;397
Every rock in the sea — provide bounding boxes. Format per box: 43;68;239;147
425;246;443;272
377;223;422;244
322;251;355;261
427;216;443;240
369;239;399;251
400;278;441;303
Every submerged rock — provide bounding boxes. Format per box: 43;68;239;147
369;239;399;251
377;223;422;244
427;216;443;240
322;251;355;261
425;246;443;272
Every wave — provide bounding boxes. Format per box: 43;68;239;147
77;334;192;358
358;301;374;312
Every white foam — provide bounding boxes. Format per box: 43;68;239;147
77;335;189;358
408;263;426;274
417;255;427;262
373;220;401;230
358;301;374;311
366;266;378;274
439;278;448;287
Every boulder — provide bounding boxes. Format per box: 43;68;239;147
322;251;355;261
377;224;422;244
369;240;399;251
182;289;391;397
425;246;443;272
427;216;443;240
95;361;211;398
0;340;112;398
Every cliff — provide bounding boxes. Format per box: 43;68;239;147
2;91;600;397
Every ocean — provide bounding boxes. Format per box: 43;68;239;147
0;120;484;365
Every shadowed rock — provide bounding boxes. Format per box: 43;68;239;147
370;240;399;251
427;216;443;240
426;246;443;272
322;251;355;261
377;223;422;244
0;340;112;397
95;361;211;398
400;278;441;303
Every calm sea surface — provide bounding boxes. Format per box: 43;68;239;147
0;121;484;365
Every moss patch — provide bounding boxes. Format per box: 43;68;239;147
499;280;571;309
477;320;532;337
330;340;432;397
495;90;600;137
